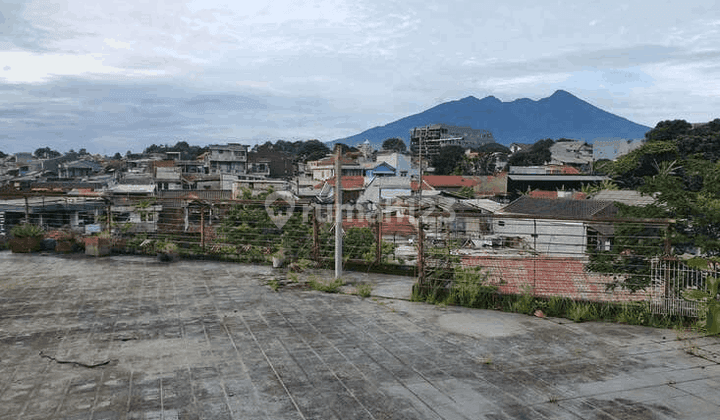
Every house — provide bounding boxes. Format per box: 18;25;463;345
358;140;374;158
248;149;295;178
473;173;508;198
0;196;106;233
109;201;162;233
205;143;248;175
358;176;413;204
233;178;290;198
366;162;396;178
373;151;415;178
507;173;609;199
307;156;364;181
421;175;479;194
315;176;365;204
494;196;619;257
153;161;184;191
58;160;103;179
549;141;593;168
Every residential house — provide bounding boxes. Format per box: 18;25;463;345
494;196;619;257
307;156;364;181
205;143;248;175
421;175;479;194
248;149;295;178
357;176;413;205
315;176;365;204
507;173;609;199
0;195;106;233
153;161;184;191
549;141;593;169
373;151;415;178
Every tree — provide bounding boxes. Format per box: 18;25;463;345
431;146;465;175
474;143;510;154
334;143;358;155
0;150;6;159
112;152;123;160
297;140;331;162
382;138;406;153
645;120;692;143
33;147;61;159
507;139;554;167
79;148;88;155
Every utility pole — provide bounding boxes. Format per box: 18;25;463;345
416;135;424;288
334;145;343;279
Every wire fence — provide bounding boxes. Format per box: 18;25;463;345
2;192;714;317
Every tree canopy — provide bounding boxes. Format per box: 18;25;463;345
381;137;406;152
507;139;554;167
143;141;208;160
599;119;720;256
34;147;61;159
431;146;465;175
297;140;332;162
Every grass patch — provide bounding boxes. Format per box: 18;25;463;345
411;268;693;330
267;278;280;292
355;283;372;298
309;277;344;293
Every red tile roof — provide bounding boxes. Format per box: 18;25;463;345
343;216;416;236
315;176;365;190
561;166;581;175
422;175;478;188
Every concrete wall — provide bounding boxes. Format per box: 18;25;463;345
494;218;587;257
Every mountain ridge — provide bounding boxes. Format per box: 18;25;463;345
334;90;650;148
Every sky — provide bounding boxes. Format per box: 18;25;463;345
1;0;719;155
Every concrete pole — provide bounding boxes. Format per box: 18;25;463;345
334;145;343;279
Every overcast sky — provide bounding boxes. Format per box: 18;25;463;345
1;0;719;155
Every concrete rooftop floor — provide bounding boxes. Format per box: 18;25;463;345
1;252;720;419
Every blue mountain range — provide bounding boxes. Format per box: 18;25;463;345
334;90;651;148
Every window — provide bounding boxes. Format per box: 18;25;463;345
498;221;505;227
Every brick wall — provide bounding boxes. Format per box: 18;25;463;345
461;255;649;303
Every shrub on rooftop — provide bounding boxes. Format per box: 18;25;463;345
10;223;44;238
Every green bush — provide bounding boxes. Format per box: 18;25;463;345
11;223;44;238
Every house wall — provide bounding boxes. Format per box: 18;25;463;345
494;218;587;257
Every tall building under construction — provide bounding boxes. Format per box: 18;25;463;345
410;124;495;158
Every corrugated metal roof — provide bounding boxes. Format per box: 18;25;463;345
591;190;656;207
500;196;617;218
508;175;609;181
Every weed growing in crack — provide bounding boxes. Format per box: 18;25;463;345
309;277;344;293
355;283;372;298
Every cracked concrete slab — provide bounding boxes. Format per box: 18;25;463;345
1;252;720;419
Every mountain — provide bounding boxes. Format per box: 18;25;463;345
333;90;651;149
